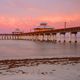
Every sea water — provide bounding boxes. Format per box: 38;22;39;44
0;40;80;59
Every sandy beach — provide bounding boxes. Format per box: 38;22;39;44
0;57;80;80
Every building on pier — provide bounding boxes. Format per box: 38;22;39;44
34;23;54;32
12;28;24;34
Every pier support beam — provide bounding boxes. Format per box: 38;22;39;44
69;32;77;43
60;32;66;43
39;34;44;41
59;33;61;43
50;33;53;41
46;33;50;41
69;33;72;43
52;33;57;42
42;34;45;41
71;32;77;43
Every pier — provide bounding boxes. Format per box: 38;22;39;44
0;26;80;43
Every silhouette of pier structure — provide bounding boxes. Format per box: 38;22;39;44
0;26;80;43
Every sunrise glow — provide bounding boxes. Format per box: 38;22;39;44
0;0;80;32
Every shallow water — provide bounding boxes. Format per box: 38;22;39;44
0;40;80;59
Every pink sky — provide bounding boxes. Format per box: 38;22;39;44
0;0;80;33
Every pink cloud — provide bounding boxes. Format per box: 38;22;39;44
0;13;80;33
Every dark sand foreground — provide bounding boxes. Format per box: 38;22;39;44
0;57;80;69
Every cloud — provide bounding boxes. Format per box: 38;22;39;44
0;0;80;32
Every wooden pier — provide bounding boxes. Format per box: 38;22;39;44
0;26;80;43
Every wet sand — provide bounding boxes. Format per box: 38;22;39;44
0;57;80;69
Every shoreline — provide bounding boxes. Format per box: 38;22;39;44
0;56;80;61
0;57;80;69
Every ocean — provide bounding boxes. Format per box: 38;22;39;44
0;40;80;59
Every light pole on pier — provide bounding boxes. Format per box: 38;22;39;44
64;21;67;29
